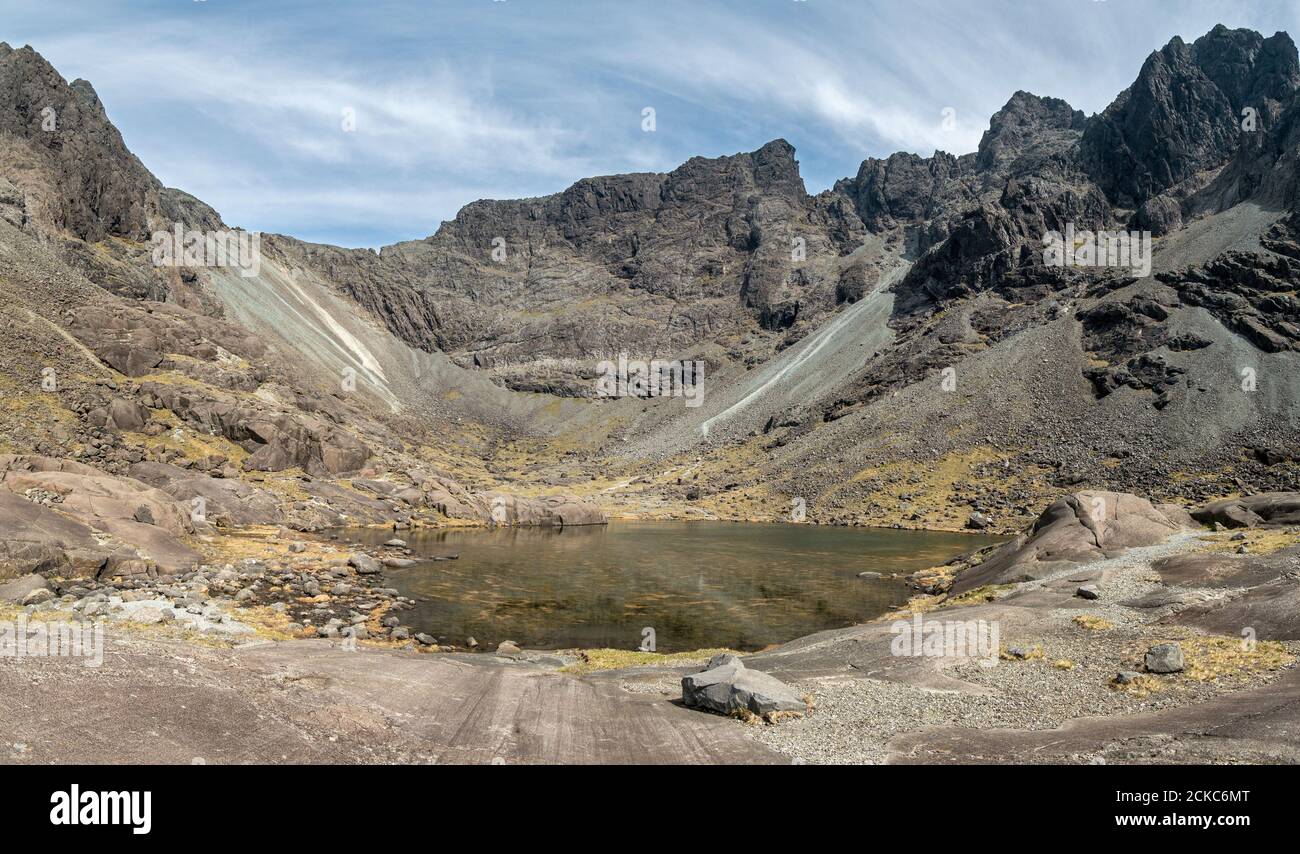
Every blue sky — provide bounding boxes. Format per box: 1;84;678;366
4;0;1299;247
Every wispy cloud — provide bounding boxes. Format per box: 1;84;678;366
4;0;1299;246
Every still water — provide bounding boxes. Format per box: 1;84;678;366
342;521;998;652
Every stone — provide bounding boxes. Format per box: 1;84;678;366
950;491;1187;595
20;587;55;606
1076;584;1101;600
414;633;437;646
496;640;522;656
348;554;381;575
966;511;993;530
383;538;407;548
1144;643;1185;674
1193;494;1300;529
1114;671;1143;685
0;573;52;602
681;657;804;717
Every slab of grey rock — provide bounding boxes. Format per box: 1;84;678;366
1144;643;1185;674
348;554;381;575
681;657;804;717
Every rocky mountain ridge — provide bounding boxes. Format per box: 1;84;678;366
1;24;1299;546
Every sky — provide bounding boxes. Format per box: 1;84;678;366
4;0;1299;248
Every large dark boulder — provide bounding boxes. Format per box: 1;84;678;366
1192;492;1300;528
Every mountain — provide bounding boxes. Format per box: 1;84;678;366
1;24;1299;546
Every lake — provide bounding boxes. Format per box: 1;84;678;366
341;521;999;653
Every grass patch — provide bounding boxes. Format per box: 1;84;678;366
1073;614;1115;632
1176;635;1295;682
1199;528;1300;556
560;647;742;674
1109;674;1167;697
1000;644;1044;662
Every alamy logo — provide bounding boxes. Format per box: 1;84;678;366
50;785;151;834
1042;223;1151;277
890;614;1000;668
594;353;704;408
1;617;104;667
150;224;262;278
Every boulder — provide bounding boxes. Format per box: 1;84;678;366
102;397;150;432
1192;493;1300;529
0;573;52;602
1144;643;1185;674
681;656;805;717
348;554;381;575
96;343;163;377
950;491;1188;595
127;461;283;527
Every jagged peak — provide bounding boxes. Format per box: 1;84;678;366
976;91;1085;170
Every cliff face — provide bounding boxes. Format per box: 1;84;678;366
2;25;1300;532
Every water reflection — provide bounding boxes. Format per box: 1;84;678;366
340;522;999;652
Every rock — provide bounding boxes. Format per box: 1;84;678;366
466;636;478;648
414;632;437;646
496;640;522;656
1192;493;1300;529
383;538;407;548
287;541;306;553
0;573;52;602
348;554;381;575
1114;671;1143;685
1144;643;1185;674
1076;584;1101;600
383;557;416;568
681;657;804;717
966;511;993;530
857;571;882;579
0;455;200;573
0;489;109;579
20;587;55;606
951;491;1188;595
131;606;168;625
1005;647;1032;660
128;461;285;528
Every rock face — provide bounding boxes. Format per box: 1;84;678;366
950;491;1189;594
0;489;108;579
1080;26;1300;208
0;455;200;573
0;572;53;602
681;654;805;718
3;24;1300;553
